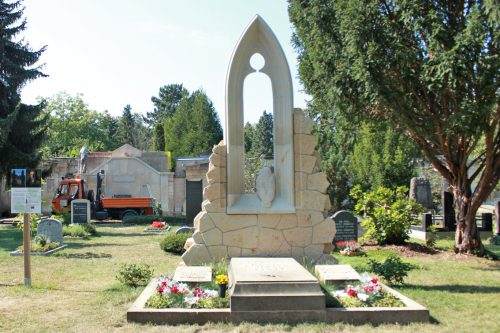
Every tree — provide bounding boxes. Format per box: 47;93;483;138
147;84;189;151
289;0;499;255
163;90;223;158
244;122;255;153
42;92;120;157
0;0;47;176
117;104;135;146
251;111;274;157
351;122;419;191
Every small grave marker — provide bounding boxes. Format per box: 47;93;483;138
315;264;361;284
173;266;212;283
37;218;63;244
71;199;90;224
332;210;358;243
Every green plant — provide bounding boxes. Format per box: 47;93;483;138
159;232;192;254
368;254;414;285
123;214;187;225
351;185;424;245
211;258;228;278
83;223;97;235
426;225;437;248
34;234;50;247
17;241;61;253
116;263;153;287
63;224;89;238
16;214;41;237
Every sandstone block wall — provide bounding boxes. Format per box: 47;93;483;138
182;109;335;265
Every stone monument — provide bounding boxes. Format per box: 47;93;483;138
182;15;335;265
409;177;433;210
37;218;63;244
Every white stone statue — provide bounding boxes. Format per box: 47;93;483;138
79;146;89;174
256;155;275;208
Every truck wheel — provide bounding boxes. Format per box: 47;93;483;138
121;209;138;221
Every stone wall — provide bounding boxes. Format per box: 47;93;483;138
182;109;335;265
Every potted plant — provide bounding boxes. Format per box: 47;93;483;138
215;274;228;298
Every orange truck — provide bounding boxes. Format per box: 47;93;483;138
52;171;154;220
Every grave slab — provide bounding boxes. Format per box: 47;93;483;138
229;257;325;311
173;266;212;283
315;264;362;284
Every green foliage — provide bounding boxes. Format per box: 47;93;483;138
148;83;189;123
17;241;61;253
122;214;186;225
34;234;49;247
210;258;228;278
41;92;121;157
350;123;419;191
197;295;230;309
52;208;71;226
63;224;89;238
251;111;274;157
0;1;48;176
368;255;414;285
15;214;41;237
116;263;153;287
152;123;165;151
289;0;500;253
83;223;97;235
352;185;424;245
163;89;223;158
145;293;176;308
160;232;192;254
116;104;150;150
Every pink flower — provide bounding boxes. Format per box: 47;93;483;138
169;286;179;294
161;281;167;287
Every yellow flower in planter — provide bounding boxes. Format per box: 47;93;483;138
215;274;228;285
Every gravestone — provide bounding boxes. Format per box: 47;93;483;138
176;226;195;234
315;264;361;285
332;210;358;243
173;266;212;283
442;191;456;230
410;177;433;210
71;199;90;224
229;257;324;311
37;218;63;244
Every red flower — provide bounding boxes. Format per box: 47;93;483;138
169;286;179;294
347;288;357;297
161;281;167;287
151;221;165;229
371;278;378;284
158;286;165;294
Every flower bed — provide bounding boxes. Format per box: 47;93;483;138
329;274;404;308
145;276;229;309
144;221;171;233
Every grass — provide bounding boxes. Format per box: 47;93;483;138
1;224;499;333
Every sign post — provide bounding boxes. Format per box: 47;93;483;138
23;213;31;287
11;168;41;287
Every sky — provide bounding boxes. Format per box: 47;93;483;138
20;0;310;127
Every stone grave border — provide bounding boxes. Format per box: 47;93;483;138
10;244;67;257
127;278;429;325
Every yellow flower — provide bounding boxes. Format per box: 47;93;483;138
215;274;228;285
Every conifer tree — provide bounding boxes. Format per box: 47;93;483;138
0;0;47;176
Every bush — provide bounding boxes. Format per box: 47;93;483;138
368;254;414;285
34;234;50;247
83;223;97;235
160;232;192;254
351;185;424;245
63;224;89;238
52;208;71;226
123;214;187;225
116;263;154;287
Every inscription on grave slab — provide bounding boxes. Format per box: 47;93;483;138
315;264;361;284
71;199;90;224
332;210;358;242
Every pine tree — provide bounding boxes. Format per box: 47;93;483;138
251;111;273;157
117;104;135;146
0;0;47;176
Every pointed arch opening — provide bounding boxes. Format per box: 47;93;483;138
225;15;294;214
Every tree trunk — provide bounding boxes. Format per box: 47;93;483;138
452;182;484;256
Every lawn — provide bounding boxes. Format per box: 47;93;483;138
0;223;499;333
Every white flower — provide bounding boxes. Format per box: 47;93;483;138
333;290;347;298
204;289;218;298
184;296;199;306
359;272;372;283
357;292;369;302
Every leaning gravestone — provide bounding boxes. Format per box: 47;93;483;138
176;226;195;234
332;210;358;243
410;177;433;210
71;199;90;224
37;218;63;244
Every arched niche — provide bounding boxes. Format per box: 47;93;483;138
225;15;294;214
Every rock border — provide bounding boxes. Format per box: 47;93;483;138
10;244;68;256
127;279;429;325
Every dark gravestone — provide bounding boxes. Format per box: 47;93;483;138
71;199;90;224
496;201;500;236
481;213;492;231
442;191;456;230
332;210;358;243
410;177;433;210
422;213;433;231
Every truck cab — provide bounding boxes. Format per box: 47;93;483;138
52;178;85;214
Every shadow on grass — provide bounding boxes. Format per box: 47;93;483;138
0;227;23;252
399;284;500;294
53;252;112;259
96;231;162;238
63;242;130;249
